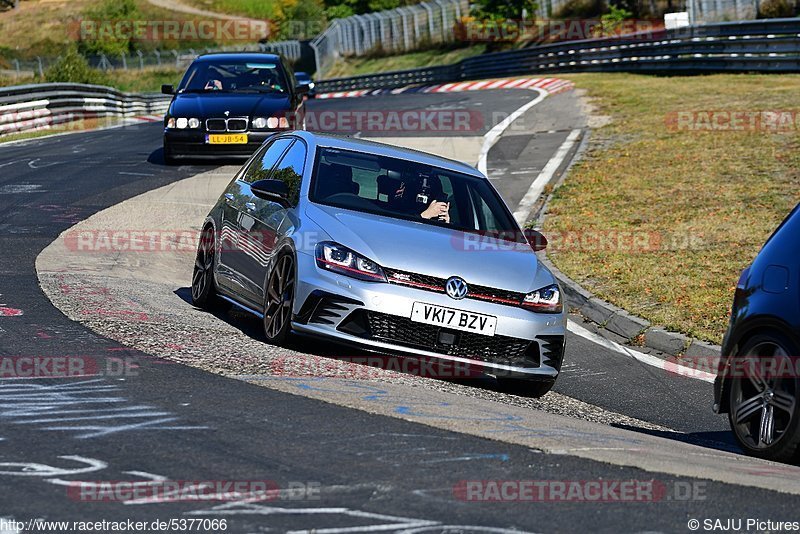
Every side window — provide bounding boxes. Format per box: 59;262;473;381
271;140;307;206
242;138;293;183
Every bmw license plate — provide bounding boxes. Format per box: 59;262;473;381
410;302;497;336
206;134;248;144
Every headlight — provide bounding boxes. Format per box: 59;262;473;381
307;82;315;89
167;117;200;129
268;117;289;129
315;242;386;282
252;117;268;129
521;284;562;313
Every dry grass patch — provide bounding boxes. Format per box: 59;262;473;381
545;73;800;343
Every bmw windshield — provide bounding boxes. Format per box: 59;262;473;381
177;60;289;93
310;147;524;239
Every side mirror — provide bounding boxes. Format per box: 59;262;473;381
295;83;310;95
161;84;175;95
251;179;289;205
523;229;548;252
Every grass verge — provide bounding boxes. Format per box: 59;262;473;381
544;73;800;344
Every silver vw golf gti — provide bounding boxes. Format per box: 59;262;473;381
192;131;567;396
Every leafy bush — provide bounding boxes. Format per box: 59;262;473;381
554;0;607;18
79;0;139;57
44;47;108;85
472;0;538;19
758;0;795;18
594;4;633;36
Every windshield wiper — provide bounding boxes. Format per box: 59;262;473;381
180;88;231;94
230;87;283;94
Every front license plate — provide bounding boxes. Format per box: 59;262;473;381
206;134;248;144
410;302;497;336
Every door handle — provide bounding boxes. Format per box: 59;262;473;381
224;193;234;202
245;202;256;212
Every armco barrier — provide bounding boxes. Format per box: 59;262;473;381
316;17;800;93
0;83;170;136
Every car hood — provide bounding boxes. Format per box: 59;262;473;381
169;92;291;118
305;203;552;294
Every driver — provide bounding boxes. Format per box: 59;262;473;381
391;176;451;223
204;78;223;91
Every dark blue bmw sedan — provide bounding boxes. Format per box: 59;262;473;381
161;52;308;163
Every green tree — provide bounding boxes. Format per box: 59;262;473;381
79;0;140;57
472;0;538;20
45;47;108;85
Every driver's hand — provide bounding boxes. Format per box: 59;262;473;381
421;201;450;223
204;79;222;90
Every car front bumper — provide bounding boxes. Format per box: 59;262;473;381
164;129;280;158
291;250;567;378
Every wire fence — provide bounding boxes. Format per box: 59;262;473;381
3;41;303;79
311;0;469;75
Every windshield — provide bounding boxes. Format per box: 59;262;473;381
178;60;288;93
310;147;522;238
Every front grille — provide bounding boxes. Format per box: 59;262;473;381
338;310;538;368
383;268;526;307
205;118;248;132
206;119;226;132
227;118;248;132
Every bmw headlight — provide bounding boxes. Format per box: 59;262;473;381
315;242;386;282
252;117;268;129
521;284;562;313
167;117;201;129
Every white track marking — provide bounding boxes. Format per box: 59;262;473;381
568;320;716;383
512;128;582;225
476;88;547;175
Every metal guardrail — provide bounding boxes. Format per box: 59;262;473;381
0;83;170;136
316;17;800;93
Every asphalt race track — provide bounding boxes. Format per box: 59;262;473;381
1;88;798;532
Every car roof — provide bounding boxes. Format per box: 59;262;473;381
289;131;484;178
194;52;283;63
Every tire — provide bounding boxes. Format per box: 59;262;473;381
262;252;295;346
497;377;555;398
191;226;217;309
727;332;800;463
